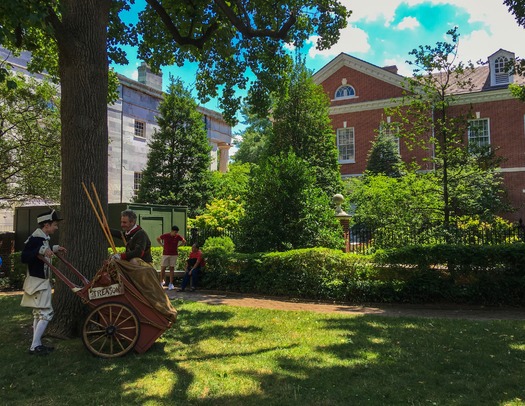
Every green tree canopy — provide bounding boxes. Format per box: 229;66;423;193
232;104;272;165
385;27;510;228
504;0;525;101
0;71;61;203
238;152;343;253
267;58;343;196
136;76;212;216
365;127;403;178
135;1;349;123
348;172;442;233
210;162;252;201
0;0;349;337
192;197;245;232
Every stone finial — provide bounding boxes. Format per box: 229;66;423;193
333;194;349;217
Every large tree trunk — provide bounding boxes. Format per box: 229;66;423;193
48;0;112;337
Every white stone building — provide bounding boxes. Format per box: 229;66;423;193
108;62;232;203
0;50;232;230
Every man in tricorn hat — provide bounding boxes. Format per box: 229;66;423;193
21;209;67;355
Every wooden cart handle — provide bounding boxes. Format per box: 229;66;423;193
38;253;89;289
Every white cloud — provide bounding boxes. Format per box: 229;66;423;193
308;25;370;58
325;0;524;68
396;16;420;30
343;0;399;26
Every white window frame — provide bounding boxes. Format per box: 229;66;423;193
494;56;509;85
133;172;143;197
468;118;490;148
134;119;146;140
336;127;355;163
379;122;401;154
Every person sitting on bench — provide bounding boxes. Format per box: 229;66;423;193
177;244;203;292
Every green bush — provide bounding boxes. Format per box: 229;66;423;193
199;244;525;305
202;236;235;254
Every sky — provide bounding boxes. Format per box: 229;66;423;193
112;0;523;134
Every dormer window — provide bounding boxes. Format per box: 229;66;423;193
488;49;514;87
494;56;510;85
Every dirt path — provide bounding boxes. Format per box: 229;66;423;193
167;289;525;321
4;289;525;320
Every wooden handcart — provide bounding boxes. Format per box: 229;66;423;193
41;254;175;358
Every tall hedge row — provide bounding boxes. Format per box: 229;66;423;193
200;244;525;305
6;244;525;305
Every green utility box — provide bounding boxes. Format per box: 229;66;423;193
108;203;187;248
14;204;187;251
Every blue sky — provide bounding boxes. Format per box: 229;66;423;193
112;0;523;133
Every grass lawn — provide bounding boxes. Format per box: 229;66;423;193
1;293;525;406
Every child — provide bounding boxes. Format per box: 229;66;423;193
21;210;67;355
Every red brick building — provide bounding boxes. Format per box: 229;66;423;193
313;49;525;222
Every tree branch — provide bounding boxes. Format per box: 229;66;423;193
214;0;296;40
146;0;219;49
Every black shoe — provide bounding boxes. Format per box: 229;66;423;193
29;345;50;356
176;288;185;292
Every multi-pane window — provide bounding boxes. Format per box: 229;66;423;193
494;56;510;85
134;119;145;139
468;118;490;148
134;172;143;196
379;122;400;153
335;85;356;99
336;127;355;162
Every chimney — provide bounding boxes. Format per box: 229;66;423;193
382;65;398;74
138;62;163;91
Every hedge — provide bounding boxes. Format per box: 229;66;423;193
5;243;525;305
199;244;525;305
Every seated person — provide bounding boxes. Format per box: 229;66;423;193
178;244;203;292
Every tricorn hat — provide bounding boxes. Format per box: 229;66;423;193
37;209;63;224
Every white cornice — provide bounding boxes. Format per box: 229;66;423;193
313;53;405;88
117;73;225;121
329;98;403;115
500;167;525;173
451;88;518;104
329;88;518;115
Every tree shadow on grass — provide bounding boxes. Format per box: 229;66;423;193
231;315;525;405
2;295;525;405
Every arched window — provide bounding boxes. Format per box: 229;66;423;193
494;56;508;74
493;56;510;85
335;85;355;99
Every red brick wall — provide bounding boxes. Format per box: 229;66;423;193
321;62;525;222
320;66;405;105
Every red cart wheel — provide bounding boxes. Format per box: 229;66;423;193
82;302;140;358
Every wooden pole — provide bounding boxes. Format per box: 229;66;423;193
91;182;117;252
81;182;117;254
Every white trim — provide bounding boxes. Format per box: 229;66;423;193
468;117;490;147
499;167;525;173
332;96;359;102
328;88;517;116
313;53;405;88
336;127;355;163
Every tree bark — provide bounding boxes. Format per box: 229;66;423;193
48;0;112;337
